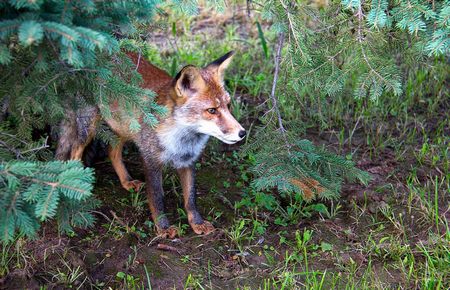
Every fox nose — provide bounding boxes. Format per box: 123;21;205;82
238;130;246;138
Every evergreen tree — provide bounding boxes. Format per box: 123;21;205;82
0;0;166;243
243;0;448;205
245;131;370;202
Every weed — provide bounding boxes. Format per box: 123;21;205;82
226;219;251;253
116;271;141;289
0;238;28;278
49;259;88;289
184;273;205;290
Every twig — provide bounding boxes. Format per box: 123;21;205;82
91;210;112;222
135;51;141;71
0;140;22;159
109;210;128;228
0;131;29;145
109;210;142;239
344;114;363;146
20;137;49;154
0;135;48;159
269;32;287;135
160;259;173;271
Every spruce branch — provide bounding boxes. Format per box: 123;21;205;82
356;0;402;98
279;0;309;63
0;160;97;243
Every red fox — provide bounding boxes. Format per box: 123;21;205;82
56;51;245;238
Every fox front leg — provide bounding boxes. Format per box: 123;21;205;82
177;167;215;235
143;159;178;238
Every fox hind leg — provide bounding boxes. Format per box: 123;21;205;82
56;107;98;161
108;140;144;192
69;117;97;160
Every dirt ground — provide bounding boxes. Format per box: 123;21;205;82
2;111;448;289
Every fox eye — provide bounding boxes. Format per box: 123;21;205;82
207;108;217;114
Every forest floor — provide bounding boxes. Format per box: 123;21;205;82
0;121;450;289
1;4;449;290
2;101;449;289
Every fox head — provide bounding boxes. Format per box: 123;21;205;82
172;51;246;144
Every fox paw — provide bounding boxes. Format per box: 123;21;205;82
122;180;144;192
156;226;178;239
190;221;215;235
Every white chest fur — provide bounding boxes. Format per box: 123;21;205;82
157;124;209;168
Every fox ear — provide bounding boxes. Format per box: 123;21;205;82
174;65;205;98
206;51;234;81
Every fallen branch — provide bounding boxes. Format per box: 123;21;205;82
157;243;180;254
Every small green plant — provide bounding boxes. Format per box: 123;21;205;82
226;219;251;253
116;271;141;289
129;189;147;213
103;217;151;240
125;245;139;269
143;264;153;290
